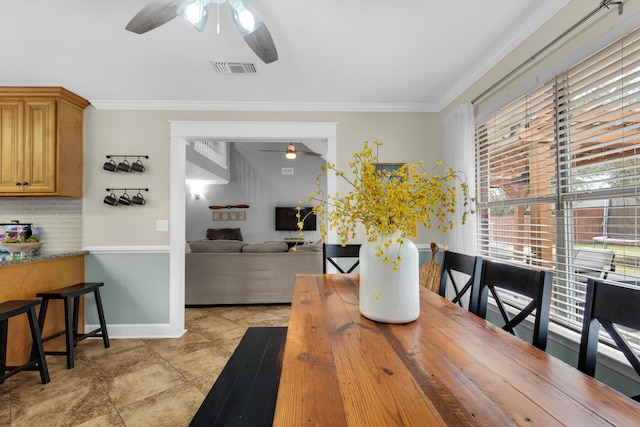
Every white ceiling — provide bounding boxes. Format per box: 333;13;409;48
0;0;569;112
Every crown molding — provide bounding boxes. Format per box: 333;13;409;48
437;0;571;109
89;99;440;113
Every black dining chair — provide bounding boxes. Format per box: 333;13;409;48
323;244;361;273
577;278;640;401
477;260;553;350
438;251;483;313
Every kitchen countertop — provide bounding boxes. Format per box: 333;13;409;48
0;250;88;266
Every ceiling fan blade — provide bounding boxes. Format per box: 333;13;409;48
125;0;183;34
259;149;321;157
227;0;278;64
243;23;278;64
295;150;322;157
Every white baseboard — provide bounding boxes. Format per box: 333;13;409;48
85;323;186;339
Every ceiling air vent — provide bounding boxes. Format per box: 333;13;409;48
211;61;257;74
282;168;294;175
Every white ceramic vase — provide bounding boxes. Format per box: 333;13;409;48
359;231;420;323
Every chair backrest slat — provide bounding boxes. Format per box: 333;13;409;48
437;251;482;313
323;244;361;274
578;278;640;391
477;259;553;351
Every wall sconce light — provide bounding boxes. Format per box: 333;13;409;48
186;179;209;200
190;183;205;200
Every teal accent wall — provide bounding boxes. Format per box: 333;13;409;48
85;253;170;324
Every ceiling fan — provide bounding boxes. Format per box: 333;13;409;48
260;144;322;160
125;0;278;64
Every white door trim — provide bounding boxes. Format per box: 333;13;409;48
169;121;338;333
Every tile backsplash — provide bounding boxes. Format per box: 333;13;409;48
1;197;82;253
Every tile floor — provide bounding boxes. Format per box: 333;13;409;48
1;305;291;427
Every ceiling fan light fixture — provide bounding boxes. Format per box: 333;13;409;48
285;144;297;160
228;0;262;35
178;0;209;32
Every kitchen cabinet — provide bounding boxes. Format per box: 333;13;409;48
0;87;90;196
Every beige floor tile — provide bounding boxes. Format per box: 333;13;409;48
0;382;9;427
187;314;242;333
76;338;147;361
201;322;247;341
9;357;99;402
143;331;213;354
105;361;187;407
11;383;113;427
190;369;222;395
87;345;165;381
218;304;289;322
117;383;204;427
74;408;126;427
162;344;231;381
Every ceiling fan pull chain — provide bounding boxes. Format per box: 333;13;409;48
216;2;220;35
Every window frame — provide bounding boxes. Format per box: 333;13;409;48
474;27;640;359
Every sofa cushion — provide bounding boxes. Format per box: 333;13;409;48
242;242;289;253
189;239;245;253
207;228;243;241
291;239;323;252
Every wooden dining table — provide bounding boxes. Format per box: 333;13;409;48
273;274;640;426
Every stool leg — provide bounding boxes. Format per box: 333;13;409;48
37;298;49;334
72;296;80;347
94;288;110;348
31;299;49;362
63;297;74;369
27;306;50;384
0;319;7;383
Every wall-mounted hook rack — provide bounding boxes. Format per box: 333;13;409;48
106;188;149;192
104;188;148;206
103;155;147;172
105;155;149;159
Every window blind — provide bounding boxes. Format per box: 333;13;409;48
475;27;640;342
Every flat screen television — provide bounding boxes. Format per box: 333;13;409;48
275;206;317;231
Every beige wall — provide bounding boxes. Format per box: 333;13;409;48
83;109;444;246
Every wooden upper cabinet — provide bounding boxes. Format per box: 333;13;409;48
0;87;89;197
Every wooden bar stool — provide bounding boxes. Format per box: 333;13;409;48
1;300;50;384
36;282;110;369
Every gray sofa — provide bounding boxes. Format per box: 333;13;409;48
185;239;323;305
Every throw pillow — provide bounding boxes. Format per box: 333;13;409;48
206;228;243;241
291;239;323;252
189;239;244;253
242;242;289;253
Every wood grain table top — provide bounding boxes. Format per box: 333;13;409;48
273;274;640;426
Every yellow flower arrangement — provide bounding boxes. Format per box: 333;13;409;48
295;139;475;268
